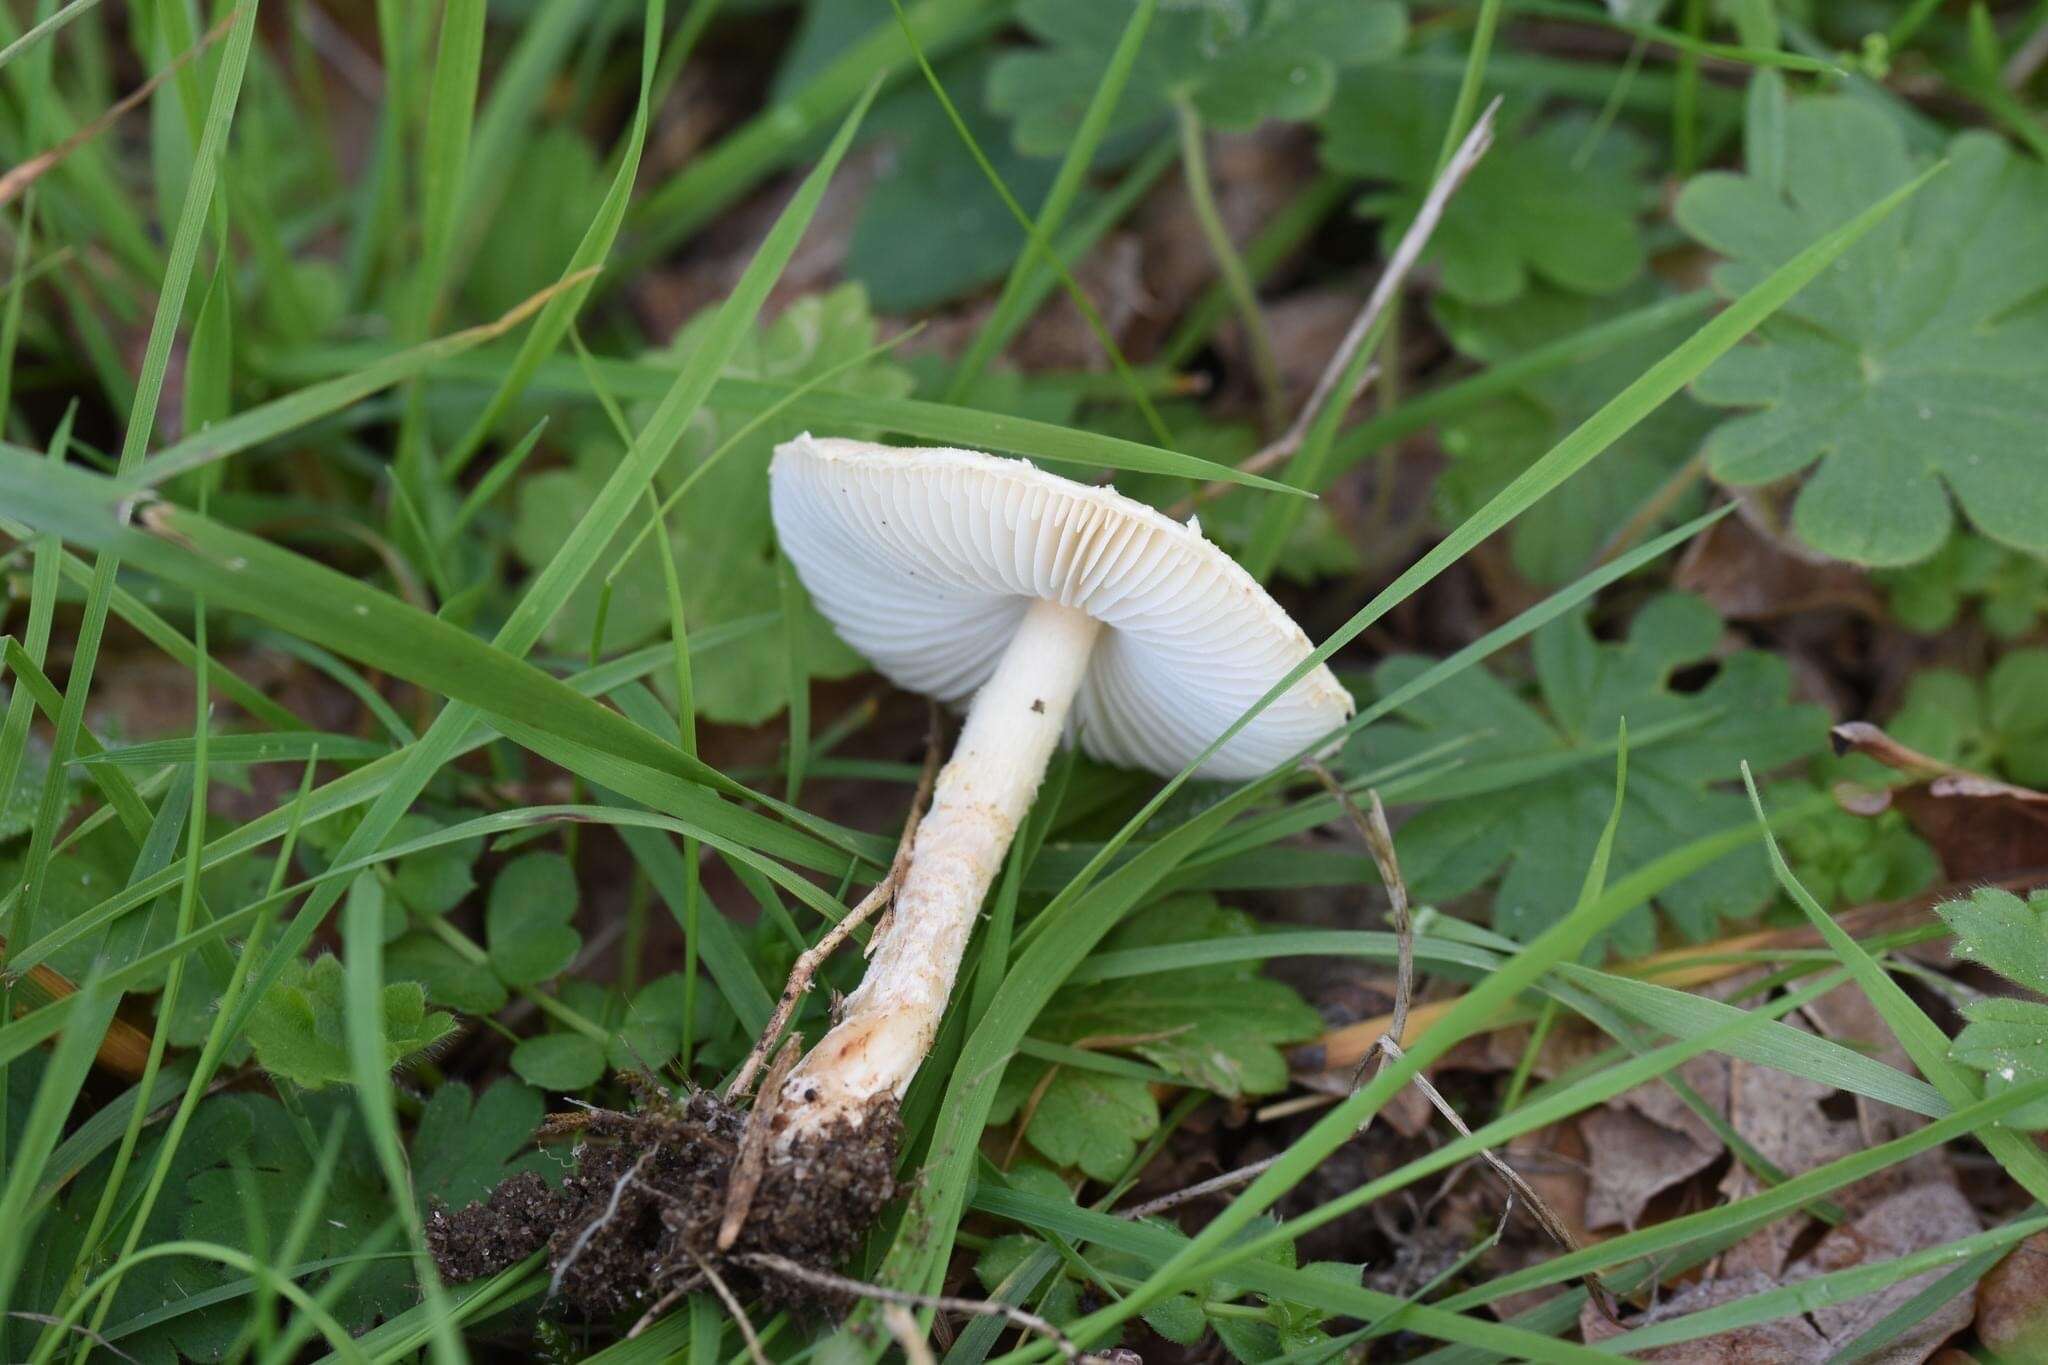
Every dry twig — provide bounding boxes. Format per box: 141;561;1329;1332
882;1305;939;1365
726;706;944;1099
717;1035;805;1251
735;1253;1094;1363
688;1248;772;1365
1171;98;1502;515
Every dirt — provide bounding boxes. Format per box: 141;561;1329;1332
427;1088;900;1323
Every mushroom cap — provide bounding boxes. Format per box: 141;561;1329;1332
770;434;1355;781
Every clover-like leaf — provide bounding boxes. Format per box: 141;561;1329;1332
486;851;581;986
1319;66;1650;305
1430;284;1717;583
245;953;456;1090
511;1032;607;1091
990;0;1406;156
1677;97;2048;566
385;930;509;1015
1363;594;1827;952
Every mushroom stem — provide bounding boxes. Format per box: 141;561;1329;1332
777;598;1103;1137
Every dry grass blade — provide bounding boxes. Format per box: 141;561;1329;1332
725;705;943;1099
0;11;237;209
1174;96;1502;513
717;1035;805;1251
0;941;155;1078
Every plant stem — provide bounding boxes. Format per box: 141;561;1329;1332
1175;97;1286;435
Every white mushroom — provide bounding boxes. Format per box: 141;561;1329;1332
767;434;1354;1138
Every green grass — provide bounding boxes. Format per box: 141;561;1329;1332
3;1;2045;1361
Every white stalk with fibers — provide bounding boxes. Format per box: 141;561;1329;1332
777;599;1100;1136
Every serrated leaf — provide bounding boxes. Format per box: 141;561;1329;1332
990;898;1318;1177
1950;997;2048;1128
1319;67;1649;304
245;952;456;1090
991;1059;1158;1181
486;851;581;985
1365;593;1827;951
1430;284;1716;584
991;0;1405;155
1677;97;2048;566
1041;899;1320;1094
1938;887;2048;996
411;1079;555;1211
511;1031;607;1091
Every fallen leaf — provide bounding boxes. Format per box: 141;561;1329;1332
1831;721;2048;881
1581;1270;1832;1362
1583;1054;1729;1232
1801;980;1923;1145
1585;1183;1980;1364
1787;1181;1981;1363
1977;1230;2048;1361
1674;511;1883;621
1718;1019;1865;1279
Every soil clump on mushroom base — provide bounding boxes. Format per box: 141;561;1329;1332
427;1089;899;1319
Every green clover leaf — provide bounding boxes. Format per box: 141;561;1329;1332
1678;96;2048;566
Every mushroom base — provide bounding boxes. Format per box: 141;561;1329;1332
429;1090;899;1323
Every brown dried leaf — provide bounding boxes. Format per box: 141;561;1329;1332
1787;1181;1981;1363
1830;721;2048;881
1977;1230;2048;1361
1674;513;1881;621
1587;1183;1980;1364
1580;1271;1832;1362
1581;1054;1729;1233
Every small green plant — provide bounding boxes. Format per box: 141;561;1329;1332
990;897;1320;1178
1876;533;2048;637
1319;64;1651;305
1365;593;1827;952
1941;888;2048;1127
1775;775;1939;910
1680;96;2048;567
1882;650;2048;788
